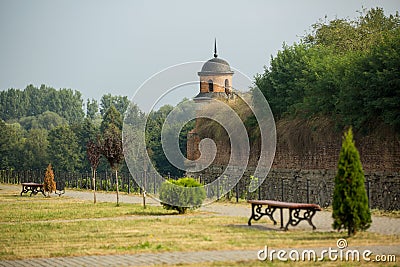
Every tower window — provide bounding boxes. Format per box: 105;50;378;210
224;79;230;94
208;80;213;92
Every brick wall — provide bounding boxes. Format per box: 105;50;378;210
187;129;400;172
186;122;400;209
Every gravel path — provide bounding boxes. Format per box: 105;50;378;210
1;183;399;266
62;186;400;235
2;183;400;235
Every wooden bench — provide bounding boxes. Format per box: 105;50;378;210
247;200;322;230
20;182;46;197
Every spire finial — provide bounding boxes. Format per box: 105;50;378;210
214;38;218;58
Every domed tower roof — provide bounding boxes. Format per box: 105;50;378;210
199;57;233;74
198;39;234;76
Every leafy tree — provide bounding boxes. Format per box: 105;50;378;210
0;84;84;123
37;111;68;130
100;94;129;116
146;105;175;176
101;124;124;205
304;8;399;52
22;128;49;170
0;121;25;169
54;87;84;124
19;116;40;130
71;118;100;172
0;88;27;120
122;102;148;181
338;28;400;132
256;8;400;134
48;125;81;172
100;105;123;133
24;84;43;116
145;104;195;177
19;111;67;131
43;163;56;197
86;98;99;120
332;128;371;236
255;43;309;119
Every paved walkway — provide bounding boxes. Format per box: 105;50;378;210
0;246;399;267
1;184;399;266
64;187;400;235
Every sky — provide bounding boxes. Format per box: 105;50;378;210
0;0;399;109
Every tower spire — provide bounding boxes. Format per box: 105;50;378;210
214;38;218;58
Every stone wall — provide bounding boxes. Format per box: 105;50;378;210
192;166;400;210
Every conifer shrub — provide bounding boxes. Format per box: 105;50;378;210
159;177;206;214
43;163;56;197
332;128;372;236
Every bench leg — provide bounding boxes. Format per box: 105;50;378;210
248;204;277;226
30;187;37;196
284;208;318;231
248;204;255;226
306;210;317;230
40;188;46;196
55;190;65;196
20;185;29;196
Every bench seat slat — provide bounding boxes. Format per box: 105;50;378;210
21;182;43;186
248;200;321;211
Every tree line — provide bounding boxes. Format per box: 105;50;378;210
0;84;191;177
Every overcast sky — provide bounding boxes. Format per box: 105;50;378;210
0;0;398;108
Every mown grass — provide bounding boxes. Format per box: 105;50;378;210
0;188;399;261
322;206;400;219
0;192;176;223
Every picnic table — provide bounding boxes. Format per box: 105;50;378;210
20;182;46;196
247;199;322;230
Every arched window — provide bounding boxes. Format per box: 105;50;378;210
208;80;213;92
224;79;230;94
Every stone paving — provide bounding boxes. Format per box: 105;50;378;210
0;250;256;267
1;246;399;267
1;184;399;266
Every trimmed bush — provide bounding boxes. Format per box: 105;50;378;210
159;177;206;214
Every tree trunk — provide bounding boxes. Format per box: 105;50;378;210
143;170;146;209
92;168;96;204
115;169;119;206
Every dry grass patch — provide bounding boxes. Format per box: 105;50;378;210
0;188;399;261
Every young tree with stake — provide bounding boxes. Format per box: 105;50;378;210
101;124;124;206
86;140;101;204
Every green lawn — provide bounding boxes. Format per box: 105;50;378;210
0;189;399;262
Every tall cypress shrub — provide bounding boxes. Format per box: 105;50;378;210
43;163;56;197
332;128;371;236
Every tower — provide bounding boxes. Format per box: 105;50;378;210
186;40;235;164
196;39;234;99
